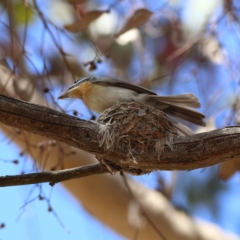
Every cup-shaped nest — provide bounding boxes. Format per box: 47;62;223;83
97;102;178;163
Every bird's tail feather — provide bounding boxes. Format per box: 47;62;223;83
167;116;194;135
139;94;206;128
163;104;205;126
148;93;201;108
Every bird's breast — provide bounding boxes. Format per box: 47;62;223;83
83;84;137;113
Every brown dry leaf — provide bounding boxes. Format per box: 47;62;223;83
115;8;153;38
219;157;240;180
64;10;106;32
13;77;35;101
198;35;225;64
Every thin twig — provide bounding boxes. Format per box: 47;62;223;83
0;163;107;187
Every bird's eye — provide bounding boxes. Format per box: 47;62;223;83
74;80;78;84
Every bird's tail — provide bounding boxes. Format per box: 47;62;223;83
138;93;205;135
148;93;201;108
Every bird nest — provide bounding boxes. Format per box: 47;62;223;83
97;102;177;170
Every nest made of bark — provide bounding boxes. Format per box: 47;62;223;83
97;102;178;170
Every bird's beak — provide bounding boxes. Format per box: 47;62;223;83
58;89;69;99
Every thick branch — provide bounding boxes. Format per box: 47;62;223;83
0;164;107;187
0;94;240;171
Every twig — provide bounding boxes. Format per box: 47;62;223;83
0;163;107;187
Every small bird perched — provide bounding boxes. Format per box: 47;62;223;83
58;77;205;135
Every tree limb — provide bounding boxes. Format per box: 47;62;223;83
0;94;240;172
0;163;107;187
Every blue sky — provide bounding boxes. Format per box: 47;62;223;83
0;137;124;240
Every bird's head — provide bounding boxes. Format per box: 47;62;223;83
58;77;92;100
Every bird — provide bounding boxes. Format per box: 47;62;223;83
58;77;205;135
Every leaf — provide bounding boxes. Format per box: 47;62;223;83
13;77;35;101
115;8;152;38
199;36;225;64
64;10;107;32
12;2;35;25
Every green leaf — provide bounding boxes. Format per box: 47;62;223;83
12;1;35;25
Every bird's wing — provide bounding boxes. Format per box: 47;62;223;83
90;77;157;95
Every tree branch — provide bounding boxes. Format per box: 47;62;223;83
0;163;107;187
0;94;240;173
